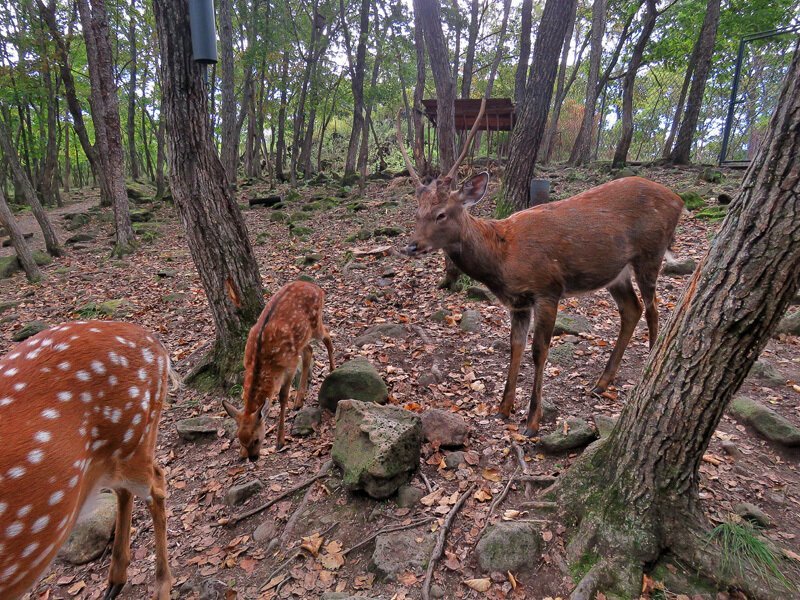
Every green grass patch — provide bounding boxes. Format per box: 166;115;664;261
695;205;728;222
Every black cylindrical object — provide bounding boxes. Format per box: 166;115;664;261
188;0;218;64
529;178;550;207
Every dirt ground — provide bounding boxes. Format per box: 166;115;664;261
3;163;799;600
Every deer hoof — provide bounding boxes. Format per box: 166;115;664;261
523;426;539;438
590;385;606;397
494;411;511;422
103;583;125;600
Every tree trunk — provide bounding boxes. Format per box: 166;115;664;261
153;0;265;386
0;119;62;257
460;0;480;99
275;53;290;182
504;0;574;210
669;0;721;165
219;0;238;187
552;42;800;600
126;13;140;181
568;0;606;166
412;3;428;176
41;60;62;207
78;0;136;256
662;60;694;159
342;0;370;182
514;0;532;106
154;116;166;199
0;187;41;283
63;107;71;192
612;0;657;168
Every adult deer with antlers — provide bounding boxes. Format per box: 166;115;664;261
397;101;683;436
223;280;335;458
0;321;174;599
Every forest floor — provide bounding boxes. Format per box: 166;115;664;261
3;163;799;600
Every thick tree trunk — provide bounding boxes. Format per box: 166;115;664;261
504;0;573;210
41;62;62;207
275;53;290;182
669;0;721;165
662;60;694;159
219;0;238;188
127;14;140;181
552;43;800;600
412;4;428;176
63;108;71;192
460;0;480;99
568;0;606;166
153;0;265;386
154;117;166;199
78;0;136;256
514;0;532;106
612;0;657;168
342;0;370;182
0;188;41;283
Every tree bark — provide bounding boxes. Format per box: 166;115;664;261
412;3;428;176
662;60;694;159
342;0;370;182
153;0;265;386
460;0;480;99
514;0;533;106
219;0;238;188
504;0;574;210
275;52;290;182
40;58;62;207
669;0;721;165
0;187;41;283
612;0;657;168
552;42;800;599
126;13;140;181
568;0;606;166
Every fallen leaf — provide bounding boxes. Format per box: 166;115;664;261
239;558;258;574
482;467;502;482
67;581;86;596
319;552;345;570
508;571;517;590
464;578;492;592
301;532;324;557
502;509;523;520
398;571;418;586
784;548;800;562
542;530;553;542
420;489;443;506
474;487;492;502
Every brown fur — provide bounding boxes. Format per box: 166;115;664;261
223;281;335;458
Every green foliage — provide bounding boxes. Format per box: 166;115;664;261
695;205;728;221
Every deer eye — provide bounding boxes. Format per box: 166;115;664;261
435;212;447;222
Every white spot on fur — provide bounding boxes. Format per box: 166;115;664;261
123;429;134;443
142;347;154;364
0;397;12;407
3;367;18;377
42;408;59;419
54;343;70;352
132;414;142;426
80;392;92;403
7;466;25;479
5;522;23;537
57;391;72;402
109;375;118;386
27;449;44;464
49;490;64;505
75;371;90;382
58;362;70;371
128;386;140;398
25;349;42;359
21;542;39;558
16;505;31;517
31;515;49;533
35;431;51;443
13;382;26;391
90;360;106;375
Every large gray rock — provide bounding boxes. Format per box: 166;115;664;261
354;323;406;346
59;492;117;564
12;320;49;342
553;314;590;336
225;479;264;506
420;409;469;448
177;416;225;441
396;484;425;508
291;406;323;437
776;311;800;336
475;522;542;573
593;414;618;439
371;530;435;579
332;400;422;499
663;257;697;276
749;360;785;386
459;310;482;332
735;502;771;528
0;255;19;279
548;343;575;368
319;359;388;412
728;397;800;447
539;417;598;453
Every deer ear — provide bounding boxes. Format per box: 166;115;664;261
459;172;489;207
222;399;242;420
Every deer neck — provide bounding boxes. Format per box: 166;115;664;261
444;214;506;291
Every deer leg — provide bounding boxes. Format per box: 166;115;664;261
593;273;643;394
438;255;462;290
499;310;531;419
276;378;292;450
633;262;659;349
103;489;133;600
524;300;558;437
322;327;335;372
294;346;313;409
146;463;172;600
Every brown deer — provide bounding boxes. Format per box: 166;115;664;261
0;321;175;600
223;280;335;458
396;103;683;437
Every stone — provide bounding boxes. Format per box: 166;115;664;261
297;274;316;284
663;257;697;276
248;195;282;208
720;440;742;458
594;414;618;438
540;400;558;423
0;299;20;315
354;323;406;347
319;359;388;412
59;492;117;565
612;167;637;179
430;309;452;323
539;417;598;453
0;255;19;278
717;192;733;205
548;343;575;368
466;286;492;301
298;253;322;266
459;309;482;332
373;226;403;238
157;268;177;278
749;360;785;385
331;400;422;499
776;311;800;336
12;320;49;341
396;484;424;508
444;451;465;469
475;522;542;573
225;479;264;506
78;299;133;319
253;520;276;543
270;211;287;222
695;205;728;221
1;232;34;247
126;181;155;202
552;313;590;336
699;167;723;183
678;191;705;210
729;397;800;446
177;416;226;441
63;212;90;231
420;408;469;448
291;407;323;437
734;502;771;528
66;233;95;244
418;364;443;387
430;584;446;598
32;251;52;266
371;530;435;579
129;208;153;223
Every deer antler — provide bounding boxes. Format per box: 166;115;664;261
396;110;421;185
446;97;487;181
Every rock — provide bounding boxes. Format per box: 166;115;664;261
430;584;445;598
371;530;435;579
157;268;177;278
776;311;800;336
749;360;785;385
695;205;728;221
548;343;575;368
729;397;800;446
331;400;422;499
678;190;705;210
297;274;316;284
66;233;95;244
612;167;637;179
663;257;697;276
225;479;264;506
1;232;33;246
270;211;287;222
253;520;276;543
418;364;443;387
699;167;723;183
373;226;403;238
177;416;225;441
249;195;282;208
0;255;20;278
594;414;618;438
541;399;558;423
33;251;52;266
319;359;388;412
552;313;590;336
78;299;133;319
126;181;155;202
12;320;49;341
0;299;20;315
354;323;406;346
459;309;482;332
734;502;771;527
720;440;742;458
129;208;153;223
466;286;492;301
444;451;465;469
59;492;117;564
396;484;424;508
420;409;469;448
291;406;322;437
475;522;542;573
430;309;452;323
63;212;90;231
717;192;733;205
539;417;598;453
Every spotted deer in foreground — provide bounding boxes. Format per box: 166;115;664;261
397;101;684;437
223;280;335;458
0;321;175;600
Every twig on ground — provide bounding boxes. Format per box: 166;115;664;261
518;475;558;486
474;466;520;545
420;470;434;493
223;460;333;526
343;517;436;557
518;500;558;510
422;483;477;600
260;522;340;591
512;442;532;497
410;323;433;346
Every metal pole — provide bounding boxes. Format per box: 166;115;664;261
719;37;747;166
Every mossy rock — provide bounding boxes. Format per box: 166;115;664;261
12;320;49;341
548;343;576;368
0;300;20;315
695;205;728;222
285;189;301;202
66;233;96;244
776;310;800;336
475;522;542;572
553;313;591;336
373;226;403;238
611;167;637;179
0;255;20;279
678;190;705;211
346;229;372;243
319;358;388;412
77;299;133;319
63;212;90;231
699;167;723;183
129;208;154;223
288;211;311;223
539;417;598;453
270;211;287;223
126;181;156;202
346;201;366;212
288;224;312;237
297;274;316;284
729;397;800;446
33;251;52;266
255;232;271;245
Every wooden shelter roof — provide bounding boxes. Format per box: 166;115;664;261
421;98;516;131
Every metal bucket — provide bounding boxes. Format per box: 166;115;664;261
529;178;550;207
188;0;219;64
